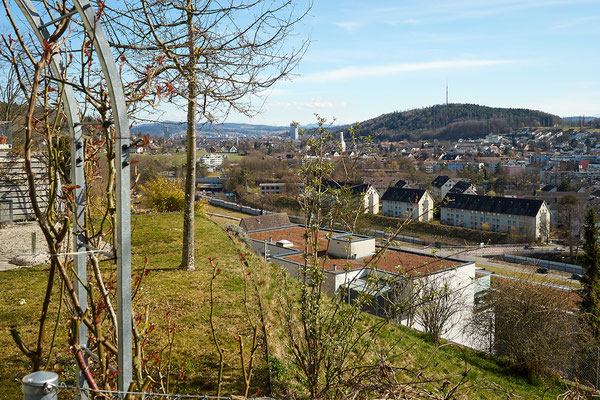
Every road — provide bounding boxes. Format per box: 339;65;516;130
386;240;576;286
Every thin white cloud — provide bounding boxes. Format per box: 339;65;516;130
302;59;521;83
349;0;599;27
269;98;341;111
552;16;600;30
334;21;363;32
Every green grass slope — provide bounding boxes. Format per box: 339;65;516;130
0;212;570;398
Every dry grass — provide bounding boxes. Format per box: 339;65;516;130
0;212;572;399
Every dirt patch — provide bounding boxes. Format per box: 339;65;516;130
0;222;49;271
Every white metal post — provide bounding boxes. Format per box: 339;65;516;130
71;1;133;393
15;0;133;395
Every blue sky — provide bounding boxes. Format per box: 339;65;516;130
3;1;600;127
226;0;600;126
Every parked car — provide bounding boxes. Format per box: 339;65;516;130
536;267;549;274
524;245;534;250
554;246;564;251
571;273;583;281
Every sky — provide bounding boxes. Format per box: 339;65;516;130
3;0;600;127
227;0;600;126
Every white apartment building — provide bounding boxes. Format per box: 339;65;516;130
199;153;227;170
381;188;434;222
431;175;458;199
322;180;380;214
440;193;550;241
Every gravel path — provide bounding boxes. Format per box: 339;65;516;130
0;222;49;271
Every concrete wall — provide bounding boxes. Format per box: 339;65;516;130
406;262;477;349
329;236;375;259
209;198;265;216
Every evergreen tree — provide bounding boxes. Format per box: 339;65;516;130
580;208;600;338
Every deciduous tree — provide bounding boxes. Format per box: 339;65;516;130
109;0;310;270
581;208;600;338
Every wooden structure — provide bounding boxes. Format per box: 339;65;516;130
0;152;48;221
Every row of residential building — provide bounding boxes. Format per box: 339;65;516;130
255;175;550;241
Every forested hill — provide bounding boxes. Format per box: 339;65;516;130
352;104;562;141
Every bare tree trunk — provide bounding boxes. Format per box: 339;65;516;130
180;79;197;271
180;0;198;271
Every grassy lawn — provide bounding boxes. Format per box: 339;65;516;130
477;263;580;288
364;214;515;246
0;212;574;399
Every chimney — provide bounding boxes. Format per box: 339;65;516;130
333;264;337;271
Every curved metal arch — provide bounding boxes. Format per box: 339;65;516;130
14;0;132;394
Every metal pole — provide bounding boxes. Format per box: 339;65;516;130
71;1;133;393
13;2;89;397
31;232;36;254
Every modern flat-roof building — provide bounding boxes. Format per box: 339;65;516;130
259;182;286;195
246;224;478;348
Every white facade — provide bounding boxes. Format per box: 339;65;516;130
363;185;380;214
329;234;375;259
199;153;227;169
440;201;550;240
432;178;458;199
382;191;434;222
407;263;476;348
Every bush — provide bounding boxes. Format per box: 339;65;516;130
224;223;251;248
140;176;185;212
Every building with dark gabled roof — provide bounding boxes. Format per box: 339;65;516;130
440;193;550;240
321;180;379;214
431;175;458;199
394;179;410;188
448;180;477;195
381;187;434;222
540;184;557;192
239;212;290;232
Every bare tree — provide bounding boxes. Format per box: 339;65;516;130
557;195;586;256
0;1;160;392
0;63;22;123
413;273;469;343
108;0;310;270
470;276;590;380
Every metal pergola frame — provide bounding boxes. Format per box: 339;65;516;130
14;0;133;396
